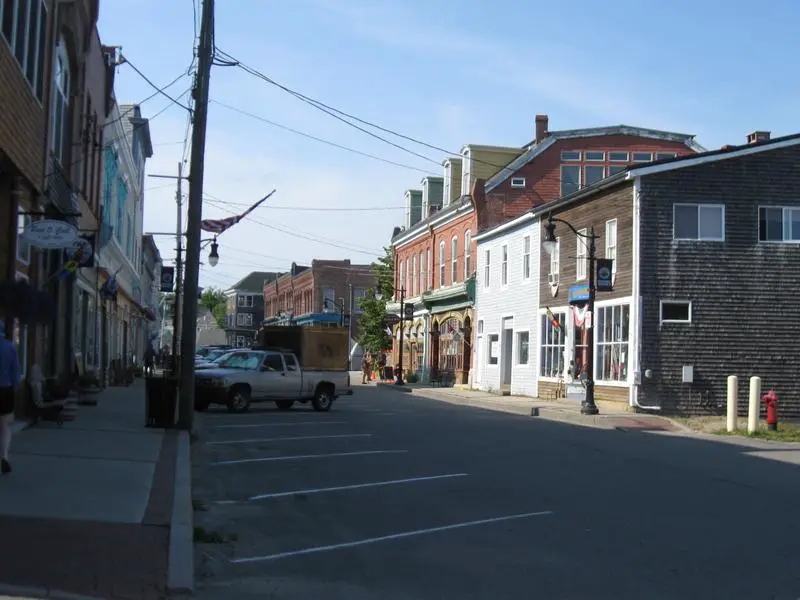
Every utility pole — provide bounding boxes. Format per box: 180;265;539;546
178;0;214;431
173;161;183;368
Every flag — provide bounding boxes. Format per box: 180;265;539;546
201;189;276;234
545;307;561;332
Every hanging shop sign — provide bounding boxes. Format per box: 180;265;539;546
596;259;614;292
160;266;175;292
21;219;79;249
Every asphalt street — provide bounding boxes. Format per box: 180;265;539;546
191;384;800;600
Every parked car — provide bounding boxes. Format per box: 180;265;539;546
195;347;239;370
193;349;351;412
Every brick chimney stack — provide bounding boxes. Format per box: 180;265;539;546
747;131;770;145
535;114;549;143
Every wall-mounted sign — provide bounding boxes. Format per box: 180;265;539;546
21;219;79;249
384;314;401;327
568;283;590;305
403;303;414;320
65;235;95;267
160;267;175;292
596;259;614;292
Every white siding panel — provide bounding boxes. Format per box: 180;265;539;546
474;218;541;396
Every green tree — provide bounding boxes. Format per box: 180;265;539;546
199;287;228;329
357;246;394;354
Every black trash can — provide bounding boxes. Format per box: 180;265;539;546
145;376;179;428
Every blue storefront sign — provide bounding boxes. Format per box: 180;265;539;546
568;283;590;304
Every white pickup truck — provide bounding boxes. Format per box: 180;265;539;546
193;349;351;412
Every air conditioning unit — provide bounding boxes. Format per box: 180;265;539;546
548;273;559;286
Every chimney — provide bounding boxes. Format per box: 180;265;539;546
535;114;549;143
747;131;770;145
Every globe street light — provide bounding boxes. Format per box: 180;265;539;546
541;215;599;416
208;237;219;267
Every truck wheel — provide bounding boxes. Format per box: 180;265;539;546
227;386;251;413
275;399;294;410
312;386;334;412
194;399;210;412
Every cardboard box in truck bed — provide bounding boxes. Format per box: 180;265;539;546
255;326;349;371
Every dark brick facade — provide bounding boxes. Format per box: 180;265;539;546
637;143;800;418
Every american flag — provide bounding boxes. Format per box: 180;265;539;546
200;189;276;234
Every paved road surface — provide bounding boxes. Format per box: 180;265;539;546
191;385;800;600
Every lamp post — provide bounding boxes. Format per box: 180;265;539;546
395;286;406;385
541;215;599;416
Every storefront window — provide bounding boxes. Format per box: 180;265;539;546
438;318;462;374
540;311;566;378
13;321;27;378
596;304;630;382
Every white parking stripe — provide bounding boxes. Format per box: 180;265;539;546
209;421;349;430
211;450;408;466
230;510;554;564
207;433;373;445
248;473;469;500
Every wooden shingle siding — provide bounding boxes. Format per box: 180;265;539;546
637;145;800;417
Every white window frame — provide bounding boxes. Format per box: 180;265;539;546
405;257;410;292
17;212;31;264
576;229;588;280
450;236;458;284
549;237;560;285
50;35;71;165
656;152;678;160
439;241;446;288
608;151;629;162
487;333;499;366
411;254;417;296
584;151;605;161
398;260;405;296
516;330;530;365
426;248;431;290
522;235;531;280
605;219;617;274
1;0;46;100
632;151;653;163
673;203;725;242
236;313;246;326
464;230;472;279
659;300;692;324
584;165;605;187
461;149;472;196
483;249;490;288
323;287;335;308
539;309;566;379
510;177;526;188
561;150;581;161
758;206;800;243
595;302;631;384
561;164;581;197
245;313;253;326
418;251;424;293
501;244;508;286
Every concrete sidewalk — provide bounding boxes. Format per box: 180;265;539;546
376;382;684;432
0;378;193;599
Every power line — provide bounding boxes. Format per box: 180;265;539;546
119;55;193;113
211;100;438;175
202;192;402;211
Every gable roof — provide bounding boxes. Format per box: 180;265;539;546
485;124;706;193
476;131;800;243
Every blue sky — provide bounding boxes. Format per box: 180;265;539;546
99;0;799;291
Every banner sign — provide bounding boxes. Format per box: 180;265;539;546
160;267;175;292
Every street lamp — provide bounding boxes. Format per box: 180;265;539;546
541;215;599;416
208;237;219;267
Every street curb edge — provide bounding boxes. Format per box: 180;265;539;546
167;430;194;596
0;582;102;599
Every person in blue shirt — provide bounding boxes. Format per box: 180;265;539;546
0;319;21;474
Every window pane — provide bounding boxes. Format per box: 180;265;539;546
2;0;14;42
661;302;690;322
561;151;580;161
674;205;698;239
608;165;626;175
585;166;604;186
698;205;723;240
25;0;36;83
14;0;27;64
656;152;677;160
585;151;604;161
561;165;580;197
633;152;652;162
608;151;629;162
790;209;800;241
759;207;782;241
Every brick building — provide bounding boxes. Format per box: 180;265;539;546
390;114;705;385
263;259;376;365
2;0;113;408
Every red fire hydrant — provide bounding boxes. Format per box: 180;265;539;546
762;390;778;431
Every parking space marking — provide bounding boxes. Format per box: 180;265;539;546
247;473;470;501
208;421;349;430
211;449;408;466
207;433;373;445
230;510;554;564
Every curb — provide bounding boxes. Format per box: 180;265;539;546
0;583;102;599
167;430;194;596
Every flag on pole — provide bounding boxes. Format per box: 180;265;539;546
545;307;562;332
201;189;276;234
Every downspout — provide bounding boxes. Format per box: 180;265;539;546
630;176;660;411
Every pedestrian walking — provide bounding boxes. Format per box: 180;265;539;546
361;354;371;384
0;320;21;474
144;344;155;377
